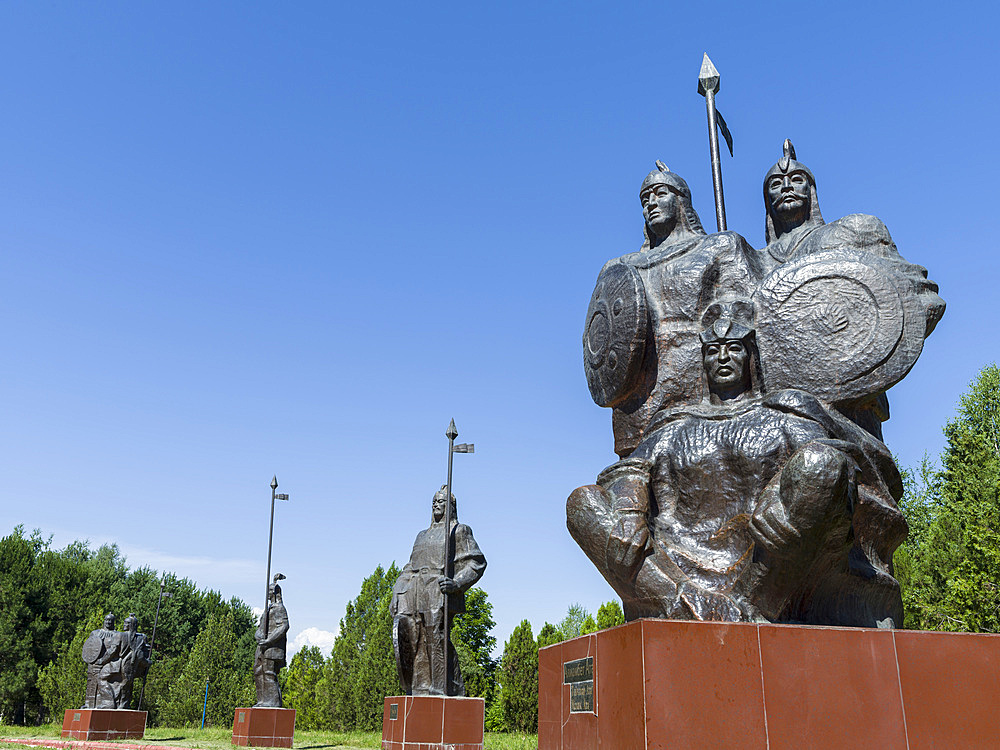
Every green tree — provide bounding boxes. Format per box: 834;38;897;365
37;610;104;721
318;563;400;731
452;587;497;704
897;365;1000;632
0;527;44;723
596;601;625;629
579;615;597;635
558;603;590;640
160;611;254;727
282;646;325;730
536;622;562;649
492;620;538;733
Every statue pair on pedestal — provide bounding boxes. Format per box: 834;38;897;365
82;613;151;710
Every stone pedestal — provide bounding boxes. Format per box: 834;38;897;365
538;619;1000;750
381;695;484;750
61;709;146;740
231;707;296;748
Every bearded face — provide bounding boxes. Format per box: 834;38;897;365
767;169;811;230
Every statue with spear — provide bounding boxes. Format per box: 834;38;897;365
391;420;486;696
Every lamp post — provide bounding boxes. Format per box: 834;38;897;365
136;576;172;711
442;419;474;693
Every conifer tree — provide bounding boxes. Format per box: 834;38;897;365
493;620;537;733
595;600;625;629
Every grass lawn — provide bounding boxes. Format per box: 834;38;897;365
0;724;537;750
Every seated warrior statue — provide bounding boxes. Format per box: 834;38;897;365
758;139;945;438
568;300;907;627
391;486;486;696
584;162;766;458
254;573;288;707
82;613;129;709
120;614;151;709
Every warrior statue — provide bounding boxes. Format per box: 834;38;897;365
391;486;486;696
82;613;129;709
583;163;766;457
119;614;151;709
755;139;946;438
253;573;288;707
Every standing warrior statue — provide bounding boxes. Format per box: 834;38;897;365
81;613;131;709
253;573;288;707
391;485;486;696
120;614;151;709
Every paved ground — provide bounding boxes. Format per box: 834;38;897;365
2;739;190;750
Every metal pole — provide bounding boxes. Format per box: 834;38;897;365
200;678;209;729
704;87;727;232
136;577;167;711
264;476;277;636
442;419;458;694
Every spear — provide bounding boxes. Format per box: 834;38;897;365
442;419;474;694
263;476;289;638
698;53;733;232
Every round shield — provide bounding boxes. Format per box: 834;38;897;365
752;250;920;403
583;263;649;407
82;632;104;664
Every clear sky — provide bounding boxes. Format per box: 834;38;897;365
0;2;996;655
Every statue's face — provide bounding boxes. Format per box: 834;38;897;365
641;184;679;239
767;170;810;227
432;492;448;522
104;614;116;630
703;339;750;393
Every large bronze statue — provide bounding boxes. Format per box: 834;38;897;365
570;142;943;628
253;574;288;707
82;613;149;709
391;486;486;696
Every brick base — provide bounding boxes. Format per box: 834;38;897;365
539;619;1000;750
231;707;295;748
61;709;146;740
381;695;484;750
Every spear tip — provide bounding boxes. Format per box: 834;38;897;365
446;418;458;440
698;52;720;96
270;475;278;490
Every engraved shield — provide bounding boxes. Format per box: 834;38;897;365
753;250;923;403
82;632;104;664
583;263;648;407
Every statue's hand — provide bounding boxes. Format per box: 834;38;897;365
750;494;797;555
438;577;460;594
607;512;649;577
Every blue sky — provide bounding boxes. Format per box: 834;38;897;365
0;2;996;654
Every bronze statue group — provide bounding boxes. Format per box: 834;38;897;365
569;141;943;630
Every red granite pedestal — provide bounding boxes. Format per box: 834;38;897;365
539;619;1000;750
381;695;485;750
231;707;296;748
61;709;146;740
